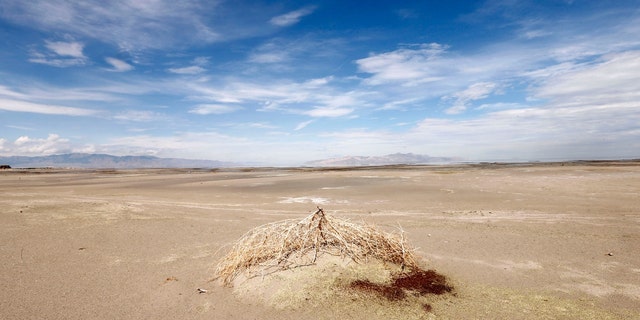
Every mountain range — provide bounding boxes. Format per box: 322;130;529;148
0;153;233;169
0;152;458;169
304;153;457;167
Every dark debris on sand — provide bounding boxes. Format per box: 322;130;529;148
348;268;453;313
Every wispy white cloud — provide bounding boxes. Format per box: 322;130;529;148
246;37;346;71
167;57;211;75
357;6;640;92
352;7;640;122
248;40;293;64
378;98;420;111
0;1;317;53
304;76;333;87
167;66;206;74
9;134;72;155
444;82;499;114
0;1;223;51
409;102;640;161
296;50;640;161
189;104;241;115
179;74;377;124
28;56;86;68
520;29;552;40
402;51;640;160
5;125;35;131
0;85;28;100
356;42;542;105
247;122;277;129
192;57;210;66
28;40;87;67
0;98;98;116
186;85;243;103
300;95;639;162
45;40;85;58
269;6;316;27
294;120;314;131
219;122;278;130
305;107;353;118
476;102;525;111
0;82;130;104
249;50;289;64
533;51;640;106
105;57;134;72
356;43;449;86
113;110;168;122
188;78;360;115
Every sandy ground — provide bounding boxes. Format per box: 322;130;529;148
1;162;639;319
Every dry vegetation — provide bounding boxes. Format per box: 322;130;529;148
214;208;419;286
213;208;456;315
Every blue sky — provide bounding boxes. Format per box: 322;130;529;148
1;0;639;165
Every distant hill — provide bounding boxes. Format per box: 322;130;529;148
0;153;235;169
304;153;457;167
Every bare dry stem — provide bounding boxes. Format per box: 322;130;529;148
214;208;418;286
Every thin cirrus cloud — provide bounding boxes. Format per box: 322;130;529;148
167;66;206;74
44;40;85;58
187;78;345;113
533;50;640;106
105;57;134;72
113;110;168;122
247;37;345;68
189;104;242;115
356;43;449;85
248;44;289;64
444;82;499;115
0;0;221;51
28;40;87;67
0;1;319;52
294;120;314;131
305;107;354;118
269;6;316;27
0;98;97;116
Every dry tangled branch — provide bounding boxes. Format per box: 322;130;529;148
214;207;418;286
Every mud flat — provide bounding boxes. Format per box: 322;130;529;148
1;161;639;319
